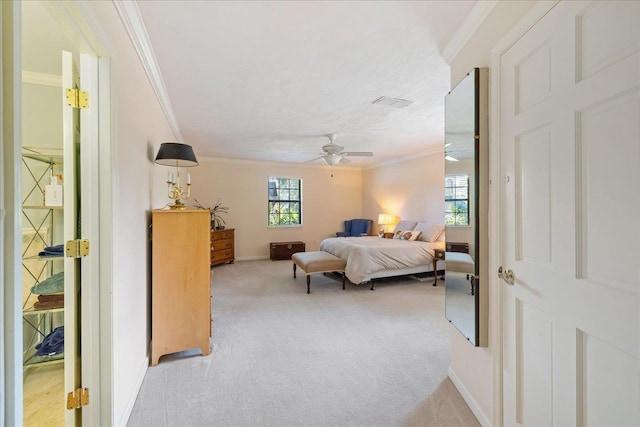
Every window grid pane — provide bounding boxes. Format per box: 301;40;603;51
268;177;302;226
444;174;470;226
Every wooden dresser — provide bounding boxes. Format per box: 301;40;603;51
211;228;235;266
151;210;211;365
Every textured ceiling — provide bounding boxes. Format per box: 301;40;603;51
137;1;476;166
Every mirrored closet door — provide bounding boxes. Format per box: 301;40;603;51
444;68;489;347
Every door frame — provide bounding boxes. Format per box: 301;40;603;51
1;2;24;425
1;1;113;425
488;2;559;426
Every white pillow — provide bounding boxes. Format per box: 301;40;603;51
413;222;444;242
402;230;422;241
392;220;417;234
393;230;404;239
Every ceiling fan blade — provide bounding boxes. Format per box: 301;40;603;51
341;152;373;157
304;156;324;163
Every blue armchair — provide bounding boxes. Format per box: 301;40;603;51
336;219;373;237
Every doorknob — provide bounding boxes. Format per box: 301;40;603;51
498;266;515;286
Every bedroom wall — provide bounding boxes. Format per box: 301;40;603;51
184;158;363;258
362;152;445;232
446;2;536;426
76;2;177;425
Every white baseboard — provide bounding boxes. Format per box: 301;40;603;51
115;355;149;427
235;255;269;261
448;366;492;427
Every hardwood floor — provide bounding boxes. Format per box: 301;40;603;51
24;363;64;426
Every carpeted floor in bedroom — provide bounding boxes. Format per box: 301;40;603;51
127;259;480;427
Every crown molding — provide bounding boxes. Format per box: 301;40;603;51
442;0;499;64
198;149;444;171
113;0;183;142
22;71;62;87
364;147;444;170
197;155;361;171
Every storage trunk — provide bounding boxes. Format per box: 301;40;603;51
270;241;305;260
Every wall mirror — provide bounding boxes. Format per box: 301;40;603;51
444;68;488;346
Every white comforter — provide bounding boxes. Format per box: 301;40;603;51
319;236;443;284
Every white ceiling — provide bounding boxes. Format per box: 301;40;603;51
135;1;477;167
21;1;478;167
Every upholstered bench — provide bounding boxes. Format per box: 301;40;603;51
445;251;476;294
445;251;475;275
292;251;347;294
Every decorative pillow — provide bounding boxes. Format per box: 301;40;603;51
407;230;423;241
393;230;404;239
413;222;445;242
392;220;417;234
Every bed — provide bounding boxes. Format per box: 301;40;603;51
319;220;445;288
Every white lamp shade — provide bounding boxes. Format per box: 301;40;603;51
378;213;395;225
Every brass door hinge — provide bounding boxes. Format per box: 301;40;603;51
66;88;89;109
65;239;90;258
67;388;89;409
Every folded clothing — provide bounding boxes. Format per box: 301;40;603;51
36;293;64;303
33;293;64;309
35;326;64;356
30;271;64;295
38;244;64;257
33;300;64;309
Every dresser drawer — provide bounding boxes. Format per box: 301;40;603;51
211;240;233;251
211;249;233;263
211;229;234;241
210;228;235;266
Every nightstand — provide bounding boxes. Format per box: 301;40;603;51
433;248;445;286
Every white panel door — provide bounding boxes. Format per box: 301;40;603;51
500;1;640;425
62;49;81;427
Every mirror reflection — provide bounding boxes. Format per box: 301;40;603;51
444;69;479;345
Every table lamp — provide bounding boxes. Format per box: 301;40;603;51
378;213;395;234
155;142;199;209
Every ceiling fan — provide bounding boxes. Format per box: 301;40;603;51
444;143;458;162
307;134;373;166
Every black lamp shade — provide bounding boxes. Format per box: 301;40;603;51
154;143;199;167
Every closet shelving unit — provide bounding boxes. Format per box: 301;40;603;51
21;147;65;369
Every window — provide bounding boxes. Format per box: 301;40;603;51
445;174;469;226
268;177;302;226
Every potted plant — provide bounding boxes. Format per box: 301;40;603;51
194;198;229;230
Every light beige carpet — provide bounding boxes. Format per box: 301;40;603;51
127;259;480;427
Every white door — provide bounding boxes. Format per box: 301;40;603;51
500;1;639;425
62;49;101;427
62;49;81;427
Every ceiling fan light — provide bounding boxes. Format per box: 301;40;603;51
323;154;341;166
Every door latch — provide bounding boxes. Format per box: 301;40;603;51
498;266;515;286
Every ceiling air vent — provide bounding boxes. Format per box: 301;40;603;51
372;96;413;109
